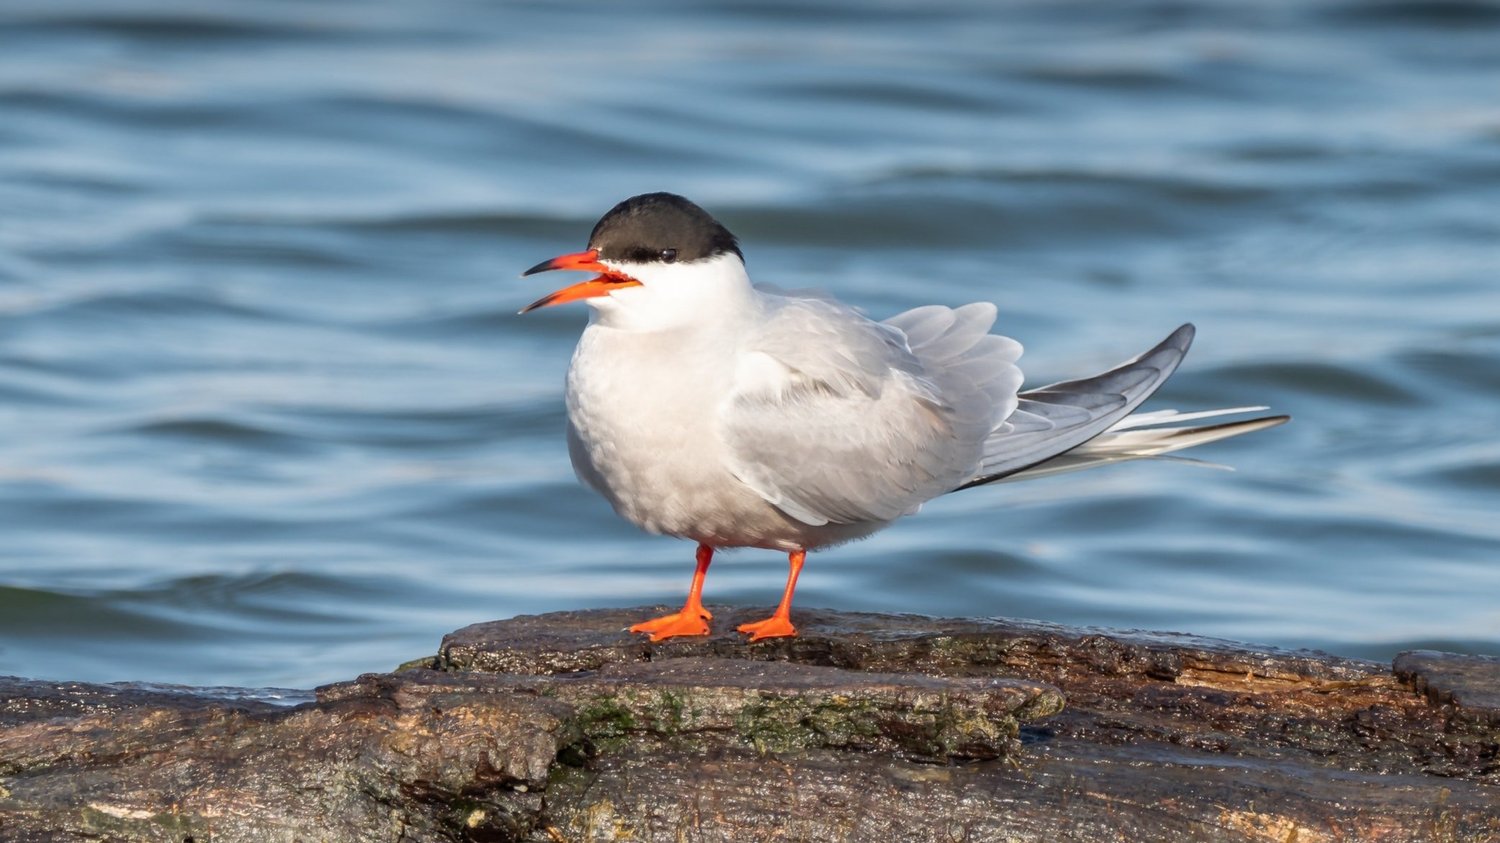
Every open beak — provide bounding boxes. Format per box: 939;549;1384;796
519;249;642;313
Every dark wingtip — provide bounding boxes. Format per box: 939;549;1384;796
1170;322;1196;352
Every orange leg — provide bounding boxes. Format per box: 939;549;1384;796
737;549;805;641
629;544;715;642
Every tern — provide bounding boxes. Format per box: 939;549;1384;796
521;192;1287;642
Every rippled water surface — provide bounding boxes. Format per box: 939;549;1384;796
3;0;1499;688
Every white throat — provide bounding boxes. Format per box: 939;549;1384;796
586;252;754;332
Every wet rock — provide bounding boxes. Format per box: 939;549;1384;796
0;676;293;727
1394;649;1500;726
443;606;1498;780
325;658;1061;762
0;673;576;842
2;607;1498;841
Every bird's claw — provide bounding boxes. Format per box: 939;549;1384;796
629;609;712;641
736;615;797;641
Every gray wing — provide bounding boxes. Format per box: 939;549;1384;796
956;323;1195;490
719;295;1022;526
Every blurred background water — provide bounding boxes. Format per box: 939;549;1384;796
1;0;1498;689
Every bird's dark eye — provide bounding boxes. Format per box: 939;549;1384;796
660;248;677;263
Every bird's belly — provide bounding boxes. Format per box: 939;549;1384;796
572;426;769;544
567;414;886;550
564;328;866;550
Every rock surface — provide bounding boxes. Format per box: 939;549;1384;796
1;606;1497;841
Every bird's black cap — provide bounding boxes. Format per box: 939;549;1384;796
587;192;742;265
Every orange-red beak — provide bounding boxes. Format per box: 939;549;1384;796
519;249;642;313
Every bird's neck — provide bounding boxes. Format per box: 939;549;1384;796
586;253;758;334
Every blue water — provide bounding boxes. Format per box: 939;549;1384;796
2;0;1498;688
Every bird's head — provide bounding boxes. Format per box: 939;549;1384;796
520;193;747;323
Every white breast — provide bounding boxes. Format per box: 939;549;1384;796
565;321;757;542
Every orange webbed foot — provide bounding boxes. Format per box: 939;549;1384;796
736;614;797;642
629;608;712;642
